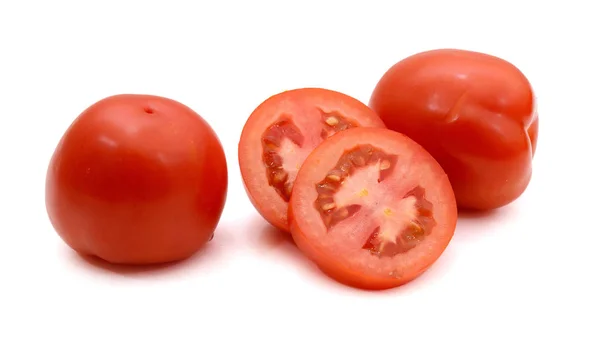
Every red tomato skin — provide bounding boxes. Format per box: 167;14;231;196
369;49;538;210
45;94;228;265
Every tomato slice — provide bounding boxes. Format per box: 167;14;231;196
238;88;386;232
289;127;457;290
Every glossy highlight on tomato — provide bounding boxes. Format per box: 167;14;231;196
238;88;386;232
369;49;538;210
289;127;457;290
45;94;228;265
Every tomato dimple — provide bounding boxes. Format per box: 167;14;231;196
260;109;361;202
311;143;437;257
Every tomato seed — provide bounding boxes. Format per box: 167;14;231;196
321;202;336;211
326;174;341;181
325;116;339;126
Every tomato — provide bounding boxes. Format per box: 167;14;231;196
289;127;457;290
238;88;386;232
45;94;228;265
369;49;538;210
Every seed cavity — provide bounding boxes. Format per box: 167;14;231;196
361;185;437;257
261;109;360;202
261;117;304;201
318;108;358;140
284;182;294;197
272;170;287;183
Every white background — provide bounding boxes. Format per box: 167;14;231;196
1;1;598;337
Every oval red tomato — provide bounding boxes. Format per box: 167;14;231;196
369;49;538;210
45;94;228;265
238;88;386;232
289;127;457;290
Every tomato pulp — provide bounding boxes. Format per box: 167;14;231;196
45;94;228;265
289;128;457;290
238;88;386;232
369;49;538;210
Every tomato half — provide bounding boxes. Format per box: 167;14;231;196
289;127;457;290
45;94;228;265
369;49;538;210
238;88;386;232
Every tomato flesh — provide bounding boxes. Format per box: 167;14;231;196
45;94;228;265
289;128;457;290
239;88;386;231
369;49;538;210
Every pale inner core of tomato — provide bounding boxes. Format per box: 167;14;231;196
261;110;357;201
313;145;437;257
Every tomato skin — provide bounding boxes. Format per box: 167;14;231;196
45;94;228;265
239;88;386;232
288;127;457;290
369;49;538;210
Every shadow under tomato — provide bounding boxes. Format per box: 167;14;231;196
248;218;346;289
68;226;234;277
251;217;450;295
456;204;518;232
458;207;501;220
248;206;506;293
75;252;187;275
256;223;294;248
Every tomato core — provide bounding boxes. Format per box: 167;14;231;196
312;144;437;257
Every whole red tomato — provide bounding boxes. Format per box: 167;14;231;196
369;49;538;210
45;94;228;265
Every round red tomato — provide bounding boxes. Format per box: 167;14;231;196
369;49;538;211
289;127;457;290
45;94;228;265
238;88;386;232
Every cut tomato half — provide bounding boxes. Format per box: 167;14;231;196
289;127;457;290
238;88;386;231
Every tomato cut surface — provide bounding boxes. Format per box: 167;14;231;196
369;48;538;210
289;128;457;290
238;88;386;232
